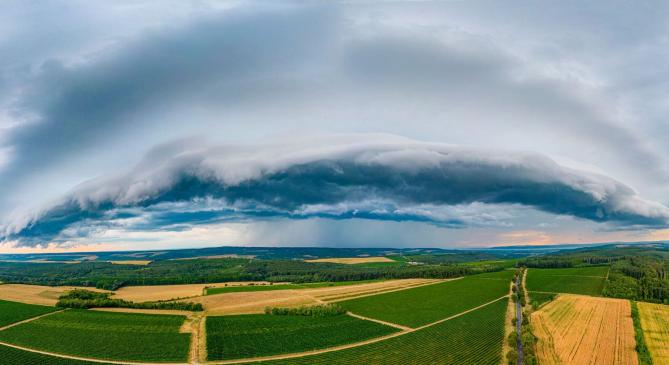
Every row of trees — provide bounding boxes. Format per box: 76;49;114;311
0;258;506;290
56;289;203;311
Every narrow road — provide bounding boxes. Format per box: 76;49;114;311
516;273;523;365
0;309;65;331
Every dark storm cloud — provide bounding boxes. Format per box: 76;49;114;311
2;4;335;186
4;136;668;245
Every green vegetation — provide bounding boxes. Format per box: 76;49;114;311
206;313;398;360
525;267;608;296
528;292;556;309
604;257;669;303
56;289;202;311
518;269;538;365
339;270;514;328
630;301;653;365
265;304;346;317
248;299;508;365
0;310;189;362
0;344;111;365
0;300;58;328
0;256;507;290
204;280;382;295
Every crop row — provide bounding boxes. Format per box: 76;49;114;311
0;309;190;362
248;298;508;365
525;268;607;296
0;299;58;328
207;312;399;360
339;270;513;327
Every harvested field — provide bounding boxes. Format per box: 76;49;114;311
112;281;274;302
531;294;637;365
0;284;109;306
108;260;151;265
637;302;669;365
304;257;395;264
190;279;440;315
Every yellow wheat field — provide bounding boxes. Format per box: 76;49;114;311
304;256;396;264
112;281;275;302
108;260;152;265
0;284;109;306
638;302;669;365
531;294;638;365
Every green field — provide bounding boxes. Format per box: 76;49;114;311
0;310;189;362
207;313;398;360
0;344;111;365
525;266;608;296
0;300;58;328
205;280;383;295
528;291;556;309
339;270;513;328
249;298;508;365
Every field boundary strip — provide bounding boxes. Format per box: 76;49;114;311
0;309;66;331
0;341;189;365
345;312;413;331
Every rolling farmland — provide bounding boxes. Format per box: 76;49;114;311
0;300;58;328
206;313;399;360
0;310;190;362
531;294;637;365
526;266;608;296
191;278;440;315
243;298;508;365
204;280;382;295
637;302;669;365
339;270;513;327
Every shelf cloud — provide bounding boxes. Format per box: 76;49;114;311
4;135;668;246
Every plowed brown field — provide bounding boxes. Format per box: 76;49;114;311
190;278;441;314
638;302;669;365
304;257;396;264
531;294;637;365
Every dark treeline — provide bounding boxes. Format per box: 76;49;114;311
519;256;619;269
56;289;203;311
0;257;505;290
604;257;669;303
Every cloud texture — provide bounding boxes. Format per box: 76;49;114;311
4;135;668;246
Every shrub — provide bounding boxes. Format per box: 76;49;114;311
57;290;203;311
265;304;345;317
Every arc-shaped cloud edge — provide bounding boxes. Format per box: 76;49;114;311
3;135;669;246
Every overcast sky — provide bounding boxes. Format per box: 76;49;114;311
2;0;669;252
